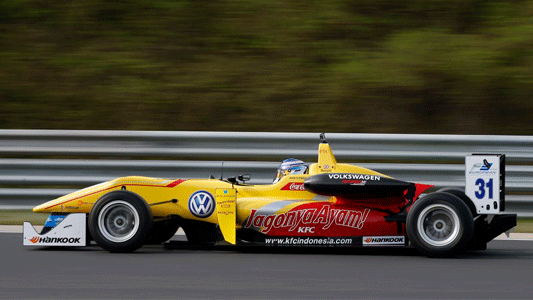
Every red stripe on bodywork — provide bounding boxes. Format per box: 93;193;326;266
165;179;187;187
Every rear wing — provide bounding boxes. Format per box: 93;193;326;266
465;154;505;214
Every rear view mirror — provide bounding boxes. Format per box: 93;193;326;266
238;174;251;182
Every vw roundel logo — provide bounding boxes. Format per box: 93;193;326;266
188;191;215;218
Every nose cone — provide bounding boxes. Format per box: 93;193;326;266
31;181;112;214
33;203;48;213
32;196;65;213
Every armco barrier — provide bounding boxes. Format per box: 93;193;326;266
1;130;532;216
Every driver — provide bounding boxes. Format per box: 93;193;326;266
273;158;308;184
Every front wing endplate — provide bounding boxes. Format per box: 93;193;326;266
23;213;86;246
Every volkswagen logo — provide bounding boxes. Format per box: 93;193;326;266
188;191;215;218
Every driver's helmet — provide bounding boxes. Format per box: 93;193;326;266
273;158;308;183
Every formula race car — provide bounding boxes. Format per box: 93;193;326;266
24;134;516;257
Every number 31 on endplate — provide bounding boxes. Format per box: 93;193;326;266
465;154;505;214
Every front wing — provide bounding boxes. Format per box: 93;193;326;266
23;213;86;246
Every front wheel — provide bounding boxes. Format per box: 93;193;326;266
89;191;153;253
407;192;473;257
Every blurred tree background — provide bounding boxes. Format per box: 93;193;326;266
1;0;532;134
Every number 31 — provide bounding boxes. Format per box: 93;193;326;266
475;178;493;199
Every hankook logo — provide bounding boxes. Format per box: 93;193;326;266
29;236;82;244
363;236;405;246
188;191;215;218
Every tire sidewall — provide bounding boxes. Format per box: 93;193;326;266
407;192;473;257
436;187;478;217
89;191;153;253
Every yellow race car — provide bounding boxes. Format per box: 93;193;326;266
24;134;516;257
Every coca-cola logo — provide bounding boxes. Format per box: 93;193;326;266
281;182;306;191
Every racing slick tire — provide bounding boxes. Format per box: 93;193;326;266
407;192;474;258
146;219;181;244
436;187;477;217
89;191;153;253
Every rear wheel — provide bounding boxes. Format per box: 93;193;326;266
407;192;473;257
89;191;152;253
436;187;477;217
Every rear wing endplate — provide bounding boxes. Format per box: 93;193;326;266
465;154;505;214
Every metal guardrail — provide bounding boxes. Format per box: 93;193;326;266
1;130;532;216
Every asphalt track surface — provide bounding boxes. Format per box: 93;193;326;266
3;233;533;299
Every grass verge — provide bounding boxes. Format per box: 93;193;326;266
0;210;48;225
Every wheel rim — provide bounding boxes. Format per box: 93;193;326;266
417;204;460;247
98;200;140;243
